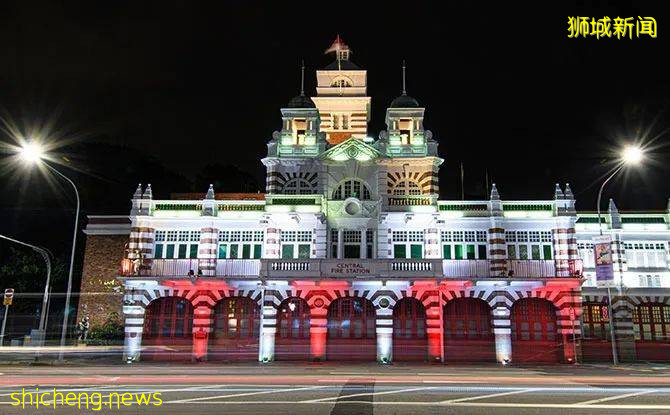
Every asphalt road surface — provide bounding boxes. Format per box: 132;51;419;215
1;362;670;414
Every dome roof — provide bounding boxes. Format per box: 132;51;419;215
287;93;316;109
389;93;420;108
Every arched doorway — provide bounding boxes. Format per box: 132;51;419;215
581;302;612;362
443;298;495;362
511;298;561;363
327;297;376;361
393;298;427;361
142;297;193;361
209;297;260;361
633;303;670;361
275;297;311;360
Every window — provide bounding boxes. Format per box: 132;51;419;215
330;113;350;130
280;230;312;259
632;303;670;342
638;275;662;287
441;230;487;260
624;241;668;269
505;230;552;261
281;178;314;195
391;179;422;196
332;179;372;200
218;229;264;259
331;78;352;88
153;230;200;259
393;230;423;259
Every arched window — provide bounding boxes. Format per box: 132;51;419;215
143;297;193;340
332;179;371;200
281;178;314;195
331;78;352;88
392;179;422;196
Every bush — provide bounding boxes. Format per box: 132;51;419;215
86;312;124;345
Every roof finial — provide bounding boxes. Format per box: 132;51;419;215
402;60;407;96
300;59;305;96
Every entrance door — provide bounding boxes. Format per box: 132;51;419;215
581;302;612;362
142;297;193;361
209;297;260;361
344;245;360;258
275;297;311;360
633;303;670;361
443;298;495;362
511;298;561;363
327;298;376;360
393;298;427;361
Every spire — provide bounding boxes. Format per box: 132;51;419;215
133;183;143;199
554;183;565;200
564;183;574;200
206;183;215;200
142;183;152;199
608;198;618;214
402;60;407;95
490;182;500;200
300;59;305;96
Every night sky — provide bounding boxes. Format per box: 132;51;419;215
1;0;670;256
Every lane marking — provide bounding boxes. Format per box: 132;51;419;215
301;387;435;403
441;388;540;403
164;385;329;404
575;390;656;405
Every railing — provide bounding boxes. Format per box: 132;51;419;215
442;259;582;278
121;259;261;277
121;258;582;279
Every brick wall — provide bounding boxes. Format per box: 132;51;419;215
76;234;127;329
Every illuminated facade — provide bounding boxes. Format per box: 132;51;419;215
80;38;670;364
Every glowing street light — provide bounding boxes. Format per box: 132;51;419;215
18;142;80;361
596;144;645;367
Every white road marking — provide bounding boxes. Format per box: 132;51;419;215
301;386;435;403
164;385;329;404
441;388;540;403
574;390;656;405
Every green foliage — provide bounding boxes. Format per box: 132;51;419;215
86;312;124;345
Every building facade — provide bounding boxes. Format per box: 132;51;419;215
79;38;670;364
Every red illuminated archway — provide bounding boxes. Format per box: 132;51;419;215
633;303;670;361
443;298;495;362
275;297;311;360
393;298;428;361
142;297;194;361
209;297;260;361
511;298;561;363
327;297;376;361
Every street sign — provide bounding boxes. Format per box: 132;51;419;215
3;289;13;306
593;235;614;286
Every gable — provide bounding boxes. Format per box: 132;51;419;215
320;137;383;162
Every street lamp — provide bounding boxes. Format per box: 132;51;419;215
596;144;644;366
18;142;80;361
0;235;51;345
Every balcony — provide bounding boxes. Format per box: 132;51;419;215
120;259;261;278
120;258;582;280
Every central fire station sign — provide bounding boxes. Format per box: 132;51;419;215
329;262;372;276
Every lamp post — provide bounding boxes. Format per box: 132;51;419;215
18;143;80;361
595;145;644;366
0;234;51;344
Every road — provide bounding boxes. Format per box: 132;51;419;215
1;362;669;414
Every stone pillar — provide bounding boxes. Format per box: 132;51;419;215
371;230;377;259
264;227;281;258
557;306;578;364
259;291;276;362
122;289;145;363
424;228;440;258
128;224;155;274
337;229;344;259
360;229;367;259
612;289;637;362
192;304;212;361
309;300;328;361
425;302;443;362
198;227;218;276
492;306;512;364
375;303;393;363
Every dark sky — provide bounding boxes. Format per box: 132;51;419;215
1;0;670;254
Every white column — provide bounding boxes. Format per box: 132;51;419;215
492;306;512;364
258;290;276;362
372;230;377;259
123;303;145;363
375;304;393;363
337;229;344;259
360;229;367;259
